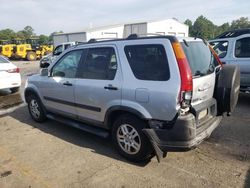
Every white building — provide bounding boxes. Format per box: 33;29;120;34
53;18;189;46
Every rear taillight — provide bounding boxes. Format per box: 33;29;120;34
172;42;193;108
7;68;20;73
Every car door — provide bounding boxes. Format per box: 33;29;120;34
233;36;250;86
74;45;122;124
40;49;84;118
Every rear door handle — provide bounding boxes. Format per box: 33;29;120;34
104;85;118;90
63;81;73;86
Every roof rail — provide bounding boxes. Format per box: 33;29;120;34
127;33;164;39
87;38;120;43
215;28;250;39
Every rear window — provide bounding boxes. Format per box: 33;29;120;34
209;41;228;58
0;56;9;63
181;41;218;77
124;45;170;81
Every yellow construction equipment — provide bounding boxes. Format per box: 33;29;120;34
0;40;15;59
0;38;53;61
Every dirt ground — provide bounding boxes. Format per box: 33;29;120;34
0;61;249;188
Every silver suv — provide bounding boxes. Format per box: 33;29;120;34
209;28;250;92
25;35;240;162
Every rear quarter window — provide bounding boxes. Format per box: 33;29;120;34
124;44;170;81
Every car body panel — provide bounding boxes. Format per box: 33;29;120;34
0;56;21;90
209;34;250;89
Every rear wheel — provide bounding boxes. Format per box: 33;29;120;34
26;51;37;61
112;114;153;162
27;94;47;122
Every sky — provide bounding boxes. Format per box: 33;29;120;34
0;0;249;35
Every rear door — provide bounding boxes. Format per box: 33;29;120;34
233;36;250;86
181;40;218;105
74;45;122;124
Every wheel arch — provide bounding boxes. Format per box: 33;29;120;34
104;106;149;129
24;87;42;103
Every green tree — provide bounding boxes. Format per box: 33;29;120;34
231;17;250;29
184;19;194;37
17;26;35;40
38;34;50;44
215;23;230;37
0;29;16;40
192;15;216;40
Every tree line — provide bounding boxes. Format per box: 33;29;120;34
0;16;250;43
185;16;250;40
0;26;63;44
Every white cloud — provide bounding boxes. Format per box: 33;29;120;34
0;0;249;35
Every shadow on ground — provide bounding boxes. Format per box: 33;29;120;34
0;90;23;110
0;105;151;167
245;167;250;188
206;93;250;162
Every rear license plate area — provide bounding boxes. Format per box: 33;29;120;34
198;109;208;120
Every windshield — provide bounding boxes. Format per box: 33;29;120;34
181;41;218;77
209;41;228;58
0;56;9;63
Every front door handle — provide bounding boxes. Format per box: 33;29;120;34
63;81;73;86
104;85;118;90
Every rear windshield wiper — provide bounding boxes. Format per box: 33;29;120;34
183;39;189;47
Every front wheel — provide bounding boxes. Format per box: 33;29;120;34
112;114;153;162
26;51;37;61
27;94;47;122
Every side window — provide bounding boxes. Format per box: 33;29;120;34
64;44;71;50
80;47;117;80
53;45;63;56
52;50;82;78
210;41;228;58
124;44;170;81
235;37;250;58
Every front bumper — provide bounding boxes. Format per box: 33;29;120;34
143;98;222;162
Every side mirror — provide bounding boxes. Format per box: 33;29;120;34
43;62;50;68
40;68;49;76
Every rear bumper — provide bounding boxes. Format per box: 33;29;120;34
143;115;221;152
143;98;222;161
0;74;21;90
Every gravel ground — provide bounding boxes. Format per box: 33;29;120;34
0;61;249;188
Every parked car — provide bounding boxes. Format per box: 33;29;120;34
25;35;240;162
209;28;250;92
0;55;21;93
40;41;77;68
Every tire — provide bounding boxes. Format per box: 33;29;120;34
112;114;153;162
26;51;37;61
10;87;20;93
27;94;47;122
215;65;240;115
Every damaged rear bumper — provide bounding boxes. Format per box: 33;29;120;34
143;103;222;162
